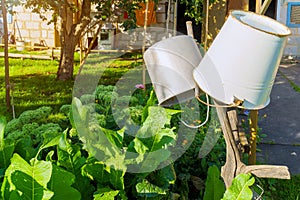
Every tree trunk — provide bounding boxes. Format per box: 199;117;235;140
57;34;77;81
56;0;91;81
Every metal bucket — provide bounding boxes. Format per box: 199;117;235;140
193;10;291;109
144;35;203;106
16;40;25;51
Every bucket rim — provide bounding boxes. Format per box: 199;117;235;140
230;10;291;37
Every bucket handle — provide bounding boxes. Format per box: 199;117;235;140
179;93;210;129
196;94;246;109
179;90;246;129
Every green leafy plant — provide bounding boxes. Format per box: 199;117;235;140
203;165;225;200
222;173;255;200
0;84;266;200
202;166;255;200
2;153;55;200
179;0;217;24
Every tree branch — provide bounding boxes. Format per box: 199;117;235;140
74;0;91;39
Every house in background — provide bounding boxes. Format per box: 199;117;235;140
4;6;56;47
3;0;299;56
1;1;178;50
277;0;300;57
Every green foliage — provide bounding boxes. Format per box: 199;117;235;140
2;154;54;200
257;176;300;200
70;85;180;198
48;164;81;200
73;91;179;173
222;173;255;200
0;117;15;172
5;106;52;135
172;113;225;199
57;132;95;199
136;179;167;198
179;0;216;24
203;165;225;200
3;107;62;161
0;84;291;200
93;187;120;200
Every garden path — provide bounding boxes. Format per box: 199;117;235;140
257;58;300;175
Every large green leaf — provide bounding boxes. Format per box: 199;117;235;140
82;160;110;184
0;138;14;171
93;187;119;200
203;165;225;200
136;149;171;173
48;164;81;200
154;165;177;189
40;134;62;151
14;135;37;162
3;153;53;200
71;97;97;143
141;90;157;122
72;97;127;171
222;173;254;200
0;116;6;141
127;107;178;172
109;168;125;191
132;128;176;155
57;132;94;199
137;107;179;138
101;128;124;149
82;160;126;199
136;179;167;198
70;97;89;129
0;116;15;171
57;132;86;172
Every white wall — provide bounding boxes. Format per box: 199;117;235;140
8;6;55;47
277;0;300;56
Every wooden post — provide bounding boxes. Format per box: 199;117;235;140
186;21;194;38
248;0;272;165
227;0;249;12
173;0;178;35
249;110;258;164
204;0;209;50
1;0;11;112
256;0;262;13
142;0;149;88
214;101;290;188
242;0;249;10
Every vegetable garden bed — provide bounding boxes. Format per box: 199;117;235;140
0;56;299;199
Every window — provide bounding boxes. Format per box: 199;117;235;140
287;2;300;27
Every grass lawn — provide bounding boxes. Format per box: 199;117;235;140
0;52;142;120
0;58;74;119
258;175;300;199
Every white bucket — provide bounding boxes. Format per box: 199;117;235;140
16;40;25;51
193;10;291;109
144;35;202;106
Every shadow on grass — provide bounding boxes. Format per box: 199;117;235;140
0;65;141;120
0;54;143;120
0;74;74;119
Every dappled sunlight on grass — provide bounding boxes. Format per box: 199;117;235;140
0;54;141;120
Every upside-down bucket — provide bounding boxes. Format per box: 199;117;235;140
193;10;291;109
144;35;202;106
